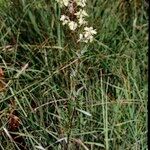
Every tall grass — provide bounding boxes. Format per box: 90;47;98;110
0;0;148;149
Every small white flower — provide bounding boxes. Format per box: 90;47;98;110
84;27;97;42
77;33;84;42
79;33;84;40
84;27;97;35
75;9;88;25
60;15;70;25
75;9;88;18
76;0;87;7
78;27;97;43
88;35;94;42
68;21;78;31
55;0;69;7
78;17;87;25
63;0;69;6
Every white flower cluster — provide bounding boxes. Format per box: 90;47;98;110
56;0;86;8
78;27;97;43
56;0;97;43
55;0;69;7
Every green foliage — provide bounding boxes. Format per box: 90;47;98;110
0;0;148;149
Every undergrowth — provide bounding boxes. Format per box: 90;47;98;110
0;0;148;150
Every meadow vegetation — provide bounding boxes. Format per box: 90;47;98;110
0;0;148;149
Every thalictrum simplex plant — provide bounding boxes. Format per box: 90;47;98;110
0;0;148;149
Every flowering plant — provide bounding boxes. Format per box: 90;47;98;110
55;0;97;43
53;1;97;147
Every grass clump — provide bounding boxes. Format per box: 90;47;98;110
0;0;148;149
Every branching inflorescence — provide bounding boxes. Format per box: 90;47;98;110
55;0;97;43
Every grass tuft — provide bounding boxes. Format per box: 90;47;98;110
0;0;148;149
